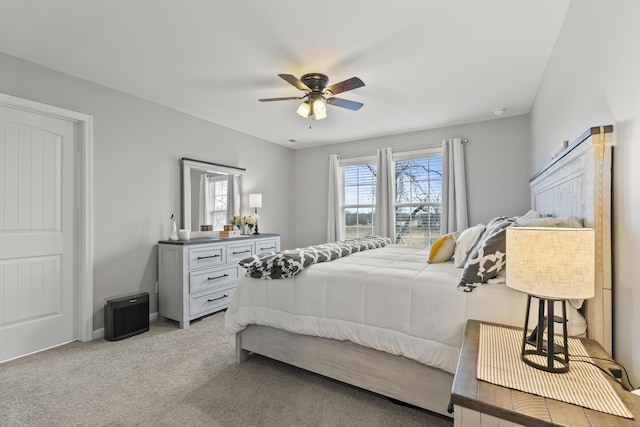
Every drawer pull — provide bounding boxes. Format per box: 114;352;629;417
207;274;229;281
260;246;276;251
207;294;228;303
197;254;220;260
233;250;251;255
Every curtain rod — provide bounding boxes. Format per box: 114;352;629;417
394;138;469;153
339;139;469;160
393;138;470;153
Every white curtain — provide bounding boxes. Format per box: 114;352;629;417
326;154;344;242
374;147;396;240
198;174;212;227
227;175;239;218
441;138;468;234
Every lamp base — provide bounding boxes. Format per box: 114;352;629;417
254;208;260;235
521;295;569;373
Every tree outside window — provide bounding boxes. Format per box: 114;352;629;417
394;157;442;246
341;154;442;246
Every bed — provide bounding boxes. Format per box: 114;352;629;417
224;125;613;417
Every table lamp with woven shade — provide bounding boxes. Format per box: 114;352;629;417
506;227;595;373
249;193;262;235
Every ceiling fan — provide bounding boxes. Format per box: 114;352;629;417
259;73;365;120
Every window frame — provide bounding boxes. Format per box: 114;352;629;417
340;155;377;240
393;147;443;246
206;174;229;231
338;146;444;245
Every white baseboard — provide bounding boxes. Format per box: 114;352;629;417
92;312;159;341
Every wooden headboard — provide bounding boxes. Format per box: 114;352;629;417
529;125;613;354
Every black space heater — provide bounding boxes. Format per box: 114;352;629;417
104;292;150;341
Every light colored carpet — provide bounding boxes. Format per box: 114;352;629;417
0;312;453;426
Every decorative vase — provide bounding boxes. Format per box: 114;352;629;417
169;215;178;241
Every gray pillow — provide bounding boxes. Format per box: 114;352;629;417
460;217;515;285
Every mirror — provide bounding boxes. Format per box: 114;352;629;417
181;158;244;232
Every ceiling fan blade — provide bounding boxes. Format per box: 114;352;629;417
278;74;311;92
326;97;363;111
259;96;305;102
325;77;365;96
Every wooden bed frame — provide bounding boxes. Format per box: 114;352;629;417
529;125;613;355
234;125;613;418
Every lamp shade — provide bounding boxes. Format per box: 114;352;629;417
249;193;262;208
312;98;327;120
506;227;595;300
296;101;311;118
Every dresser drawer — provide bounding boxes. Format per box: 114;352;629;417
190;286;235;316
227;242;254;263
255;239;279;254
189;245;225;270
190;265;238;294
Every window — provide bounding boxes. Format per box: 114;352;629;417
339;148;443;246
394;155;442;246
342;161;377;239
206;175;228;230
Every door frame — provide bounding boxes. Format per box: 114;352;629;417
0;92;94;342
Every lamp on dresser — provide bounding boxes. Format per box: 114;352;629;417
506;227;595;373
249;193;262;235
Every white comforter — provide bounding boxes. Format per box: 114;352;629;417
224;245;585;374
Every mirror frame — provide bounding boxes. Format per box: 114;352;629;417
181;157;245;232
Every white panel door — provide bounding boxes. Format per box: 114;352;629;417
0;104;77;362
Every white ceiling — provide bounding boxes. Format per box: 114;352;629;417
0;1;570;149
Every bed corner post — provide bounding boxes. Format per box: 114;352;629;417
235;332;250;363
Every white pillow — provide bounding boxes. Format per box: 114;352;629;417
453;224;486;268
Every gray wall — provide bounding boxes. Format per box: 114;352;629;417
530;1;640;385
0;52;295;331
294;115;531;248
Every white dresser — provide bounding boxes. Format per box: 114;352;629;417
158;234;280;328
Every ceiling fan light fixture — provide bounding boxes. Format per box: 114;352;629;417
260;73;365;120
296;101;311;118
312;97;327;120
